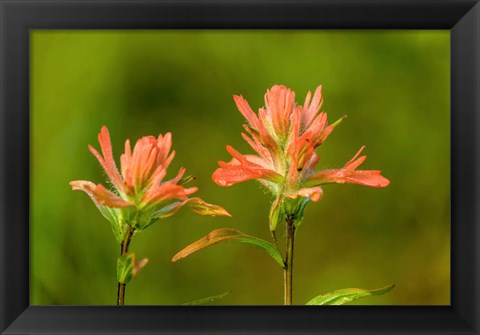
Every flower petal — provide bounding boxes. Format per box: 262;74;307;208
156;132;173;166
344;145;367;171
213;164;261;187
264;85;296;138
70;180;99;203
141;182;197;208
70;180;134;208
212;146;282;187
286;186;324;202
241;132;274;165
306;147;390;188
310;115;346;147
345;171;390;188
120;139;133;187
88;126;125;194
234;95;260;130
302;85;324;129
130;136;160;190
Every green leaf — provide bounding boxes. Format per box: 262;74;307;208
104;207;124;243
183;292;229;305
331;115;347;128
152;201;186;219
178;175;195;185
172;228;285;268
139;218;159;231
292;197;309;228
187;198;232;217
152;198;231;220
306;284;395;305
269;196;284;233
117;254;134;284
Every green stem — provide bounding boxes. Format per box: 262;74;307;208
117;226;135;306
283;215;295;305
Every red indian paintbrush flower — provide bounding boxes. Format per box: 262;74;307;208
212;85;389;229
71;126;230;240
172;85;393;306
70;126;230;305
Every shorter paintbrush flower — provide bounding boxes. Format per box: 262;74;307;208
212;85;389;229
71;126;231;305
71;126;230;242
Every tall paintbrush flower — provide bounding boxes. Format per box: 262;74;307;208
174;85;392;306
70;126;230;305
213;85;389;229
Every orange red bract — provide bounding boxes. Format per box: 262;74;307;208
212;85;389;205
71;126;196;209
70;126;230;232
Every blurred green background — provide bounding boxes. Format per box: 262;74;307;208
31;30;450;305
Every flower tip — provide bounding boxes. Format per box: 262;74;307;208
132;257;149;277
87;144;102;161
222;209;233;218
350;145;366;161
69;180;94;192
212;173;228;187
233;95;248;107
138;258;149;268
185;186;199;195
359;174;390;188
225;145;243;159
171;252;187;262
272;84;287;90
206;204;233;218
378;177;390;187
69;181;81;191
99;126;110;140
212;169;233;187
331;115;348;127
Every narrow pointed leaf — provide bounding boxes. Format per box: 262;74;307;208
172;228;285;268
152;201;186;219
183;292;229;305
104;207;124;243
306;284;395;305
139;218;159;231
269;196;284;233
117;254;134;285
187;197;232;217
152;198;232;220
178;175;196;185
293;197;309;228
331;115;347;128
117;252;148;284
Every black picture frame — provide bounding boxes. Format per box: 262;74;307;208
1;0;479;334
